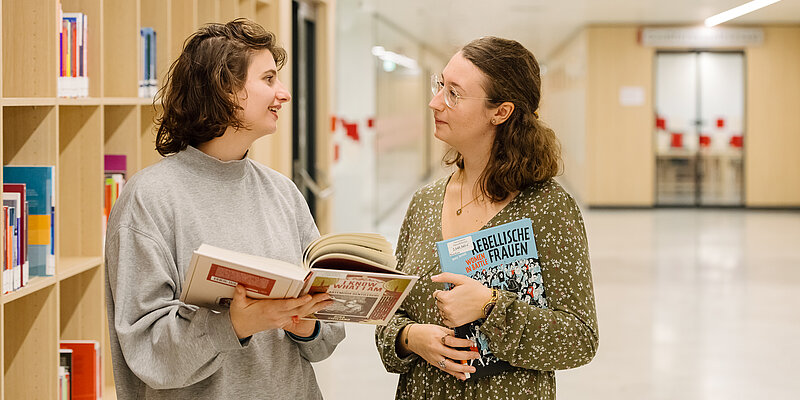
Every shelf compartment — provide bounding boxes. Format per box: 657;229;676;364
58;106;103;262
2;0;57;98
3;284;58;399
60;0;102;98
141;0;171;97
104;0;139;98
2;106;58;165
105;105;140;176
59;265;103;343
171;0;198;64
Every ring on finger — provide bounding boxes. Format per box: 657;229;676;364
440;335;447;345
438;359;446;369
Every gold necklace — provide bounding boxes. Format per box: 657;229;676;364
457;174;481;216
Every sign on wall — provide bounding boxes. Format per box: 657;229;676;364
639;27;764;48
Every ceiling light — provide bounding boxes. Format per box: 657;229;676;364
705;0;783;27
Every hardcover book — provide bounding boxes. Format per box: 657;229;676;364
180;233;418;325
436;218;547;381
3;184;28;288
2;193;19;291
60;340;101;400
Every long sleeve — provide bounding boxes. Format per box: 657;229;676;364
375;195;422;374
479;192;599;371
288;321;346;362
106;226;242;390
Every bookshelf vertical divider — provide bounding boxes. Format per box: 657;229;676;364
1;1;298;399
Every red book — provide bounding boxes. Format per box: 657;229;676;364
60;341;101;400
71;20;77;77
3;184;27;286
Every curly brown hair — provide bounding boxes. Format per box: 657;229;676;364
446;36;562;202
155;19;287;156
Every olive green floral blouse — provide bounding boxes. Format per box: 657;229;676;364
375;176;599;400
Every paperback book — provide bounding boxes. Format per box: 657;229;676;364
436;218;547;381
180;233;418;325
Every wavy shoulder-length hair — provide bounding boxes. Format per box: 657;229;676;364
446;36;562;202
154;18;286;156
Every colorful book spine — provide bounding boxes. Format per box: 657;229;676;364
3;183;30;287
4;166;56;277
58;11;89;97
139;27;157;98
2;193;21;291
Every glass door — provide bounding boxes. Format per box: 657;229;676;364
654;51;744;206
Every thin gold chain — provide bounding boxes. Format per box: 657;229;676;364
457;172;481;216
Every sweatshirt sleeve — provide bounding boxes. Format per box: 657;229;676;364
287;321;346;362
106;225;243;390
478;192;599;371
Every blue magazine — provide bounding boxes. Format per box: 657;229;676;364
436;218;547;381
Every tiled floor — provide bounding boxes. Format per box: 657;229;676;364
315;200;800;399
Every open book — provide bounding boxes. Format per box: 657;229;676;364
179;233;418;325
436;218;547;381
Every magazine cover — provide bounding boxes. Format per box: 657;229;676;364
436;218;547;381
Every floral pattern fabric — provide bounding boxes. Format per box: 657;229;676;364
375;175;599;400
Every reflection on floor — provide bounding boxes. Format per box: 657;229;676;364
315;206;800;400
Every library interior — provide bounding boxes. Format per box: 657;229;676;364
1;0;799;399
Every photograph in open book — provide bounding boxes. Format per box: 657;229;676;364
304;272;417;324
436;218;547;380
179;233;418;325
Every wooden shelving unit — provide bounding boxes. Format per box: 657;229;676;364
1;0;334;398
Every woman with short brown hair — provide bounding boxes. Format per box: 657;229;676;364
106;19;343;400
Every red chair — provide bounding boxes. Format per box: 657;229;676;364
670;132;683;148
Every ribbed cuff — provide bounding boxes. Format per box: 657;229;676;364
286;321;321;342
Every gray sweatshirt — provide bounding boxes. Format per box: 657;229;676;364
105;146;345;399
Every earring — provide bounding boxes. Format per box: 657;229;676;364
491;118;496;125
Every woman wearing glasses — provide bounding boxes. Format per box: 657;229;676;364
375;37;598;399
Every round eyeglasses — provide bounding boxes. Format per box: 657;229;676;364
430;74;494;109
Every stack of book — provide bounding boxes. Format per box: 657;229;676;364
57;5;89;98
103;155;127;235
2;166;55;294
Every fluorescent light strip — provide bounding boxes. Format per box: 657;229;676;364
705;0;783;27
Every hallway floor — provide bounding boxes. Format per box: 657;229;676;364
314;206;800;399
